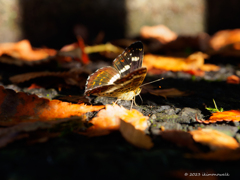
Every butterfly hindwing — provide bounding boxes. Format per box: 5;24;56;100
114;67;147;91
113;41;144;77
85;68;147;98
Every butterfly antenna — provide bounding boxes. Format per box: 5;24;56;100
140;77;164;87
138;94;143;105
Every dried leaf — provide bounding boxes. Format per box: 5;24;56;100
84;43;124;54
143;52;219;75
160;130;201;152
77;36;90;64
140;25;177;44
0;86;104;125
10;69;90;87
0;116;83;148
147;88;188;99
189;129;240;151
0;40;56;61
196;110;240;124
59;37;90;64
119;120;153;149
209;29;240;51
226;75;240;84
83;104;149;137
83;105;123;136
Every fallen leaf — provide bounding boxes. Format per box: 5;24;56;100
27;84;42;89
226;75;240;84
160;130;201;152
140;25;178;44
83;104;151;149
196;110;240;124
58;37;90;65
189;129;240;151
0;116;83;148
84;104;148;136
0;86;104;125
0;40;56;61
119;120;153;149
83;104;123;136
9;69;90;88
77;36;90;64
84;43;124;54
183;69;205;76
209;29;240;51
147;88;188;99
143;52;219;75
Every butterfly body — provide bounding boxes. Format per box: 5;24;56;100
84;41;147;102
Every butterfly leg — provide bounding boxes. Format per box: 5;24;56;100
138;94;143;105
130;98;134;110
130;96;138;110
114;99;121;105
133;96;139;106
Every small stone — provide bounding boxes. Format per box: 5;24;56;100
232;121;240;126
235;133;240;143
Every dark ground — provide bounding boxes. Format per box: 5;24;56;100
0;55;240;179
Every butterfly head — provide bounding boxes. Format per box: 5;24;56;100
134;87;142;96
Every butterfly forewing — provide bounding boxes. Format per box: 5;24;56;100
113;41;144;77
85;66;119;93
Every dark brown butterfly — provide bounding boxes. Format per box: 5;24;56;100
84;41;147;108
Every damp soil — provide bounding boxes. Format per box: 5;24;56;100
1;57;240;179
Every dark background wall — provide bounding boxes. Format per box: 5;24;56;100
206;0;240;35
19;0;126;48
1;0;240;49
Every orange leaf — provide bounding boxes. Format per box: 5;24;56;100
143;52;219;74
183;69;205;76
196;110;240;124
84;104;148;137
140;25;177;44
77;36;90;64
119;120;153;149
210;29;240;51
227;75;240;84
189;129;240;150
0;86;104;125
0;40;56;61
59;37;90;64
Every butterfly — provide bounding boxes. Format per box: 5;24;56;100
84;41;147;109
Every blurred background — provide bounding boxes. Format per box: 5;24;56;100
0;0;240;49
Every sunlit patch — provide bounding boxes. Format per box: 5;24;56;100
132;57;139;61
